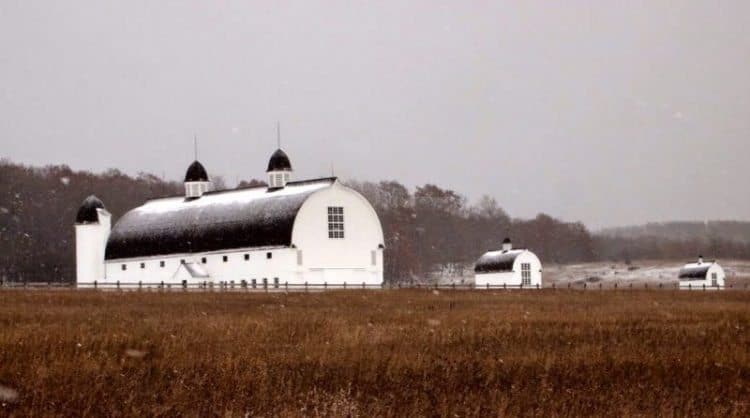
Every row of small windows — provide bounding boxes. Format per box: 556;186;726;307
118;247;378;271
120;252;274;271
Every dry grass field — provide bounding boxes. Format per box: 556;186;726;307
1;290;749;417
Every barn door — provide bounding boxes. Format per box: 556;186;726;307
521;263;531;286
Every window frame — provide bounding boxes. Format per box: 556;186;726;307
327;206;345;239
521;263;532;286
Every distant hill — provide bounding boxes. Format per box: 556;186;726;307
598;221;750;243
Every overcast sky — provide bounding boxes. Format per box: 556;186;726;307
1;1;748;228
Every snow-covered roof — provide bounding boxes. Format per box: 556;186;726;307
105;177;336;260
474;249;527;273
678;261;715;279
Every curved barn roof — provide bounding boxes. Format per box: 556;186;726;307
76;195;105;224
474;249;526;273
105;178;335;260
184;160;209;182
266;149;292;172
678;262;714;279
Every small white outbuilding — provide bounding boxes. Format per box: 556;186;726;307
474;238;543;288
678;256;725;290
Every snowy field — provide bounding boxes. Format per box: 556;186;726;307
434;260;750;287
544;259;750;286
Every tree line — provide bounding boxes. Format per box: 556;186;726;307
1;159;748;283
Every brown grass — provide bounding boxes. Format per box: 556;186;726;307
1;289;749;417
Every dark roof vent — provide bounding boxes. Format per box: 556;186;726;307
502;237;512;244
266;149;292;172
75;195;105;224
184;160;209;182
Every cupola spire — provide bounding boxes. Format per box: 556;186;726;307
184;137;211;198
267;123;293;189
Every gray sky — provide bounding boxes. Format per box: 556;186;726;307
1;1;748;228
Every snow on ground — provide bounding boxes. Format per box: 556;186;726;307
545;260;750;286
433;260;750;286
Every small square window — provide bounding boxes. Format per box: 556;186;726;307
223;255;228;262
244;254;249;261
201;257;207;264
121;264;127;271
160;261;165;268
140;262;145;269
266;252;272;259
180;259;185;264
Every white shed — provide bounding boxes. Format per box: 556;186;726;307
678;256;725;290
474;238;543;289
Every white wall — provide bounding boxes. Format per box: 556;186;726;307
104;247;297;286
291;181;385;285
75;209;110;284
474;251;543;288
679;263;726;289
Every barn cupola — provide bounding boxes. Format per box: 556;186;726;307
266;148;292;189
502;237;513;252
184;160;211;198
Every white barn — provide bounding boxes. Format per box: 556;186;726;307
678;256;725;290
75;148;385;288
474;238;543;288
